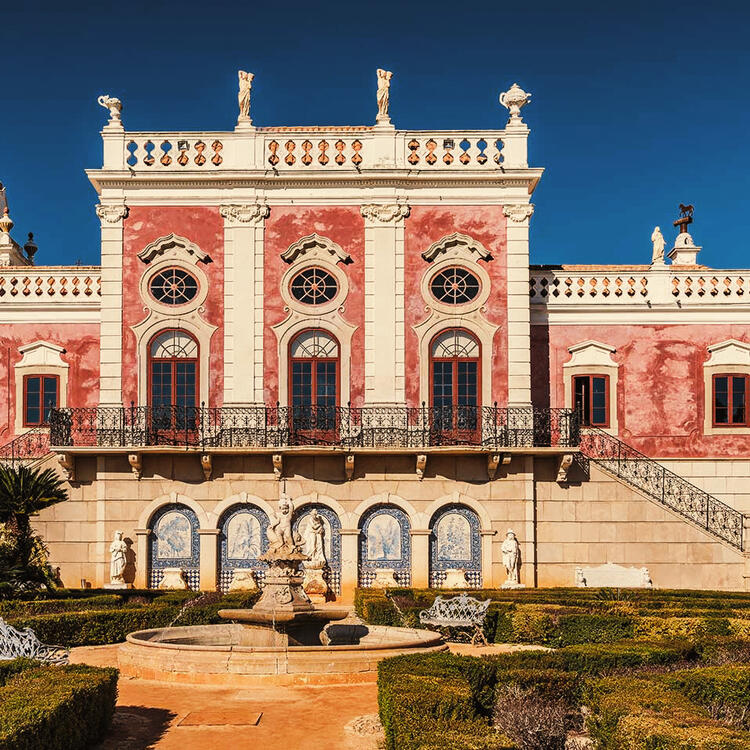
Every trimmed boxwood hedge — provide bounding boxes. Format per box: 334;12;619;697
0;660;118;750
4;590;261;646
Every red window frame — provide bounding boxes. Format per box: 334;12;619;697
428;328;481;440
23;374;60;427
572;374;610;428
288;329;341;442
147;329;200;410
712;373;750;427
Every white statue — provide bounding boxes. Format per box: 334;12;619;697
501;529;521;585
651;226;666;265
109;530;127;585
266;496;298;552
376;69;393;123
97;95;122;122
237;70;254;123
304;509;326;567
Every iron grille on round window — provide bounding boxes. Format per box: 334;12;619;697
290;267;338;305
149;268;199;305
430;267;481;304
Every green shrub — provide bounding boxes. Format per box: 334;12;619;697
0;594;124;617
586;674;750;749
668;666;750;727
0;658;37;686
0;663;118;750
634;616;731;640
554;613;634;646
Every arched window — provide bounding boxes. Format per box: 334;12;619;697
430;329;480;440
148;330;199;433
289;329;340;440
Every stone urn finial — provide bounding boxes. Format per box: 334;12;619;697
499;83;531;124
0;207;13;235
97;94;122;123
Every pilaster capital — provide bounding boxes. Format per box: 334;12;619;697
96;203;129;224
360;203;410;224
220;203;270;225
502;203;534;223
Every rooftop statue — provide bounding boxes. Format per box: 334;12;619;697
97;94;122;123
237;70;254;124
651;226;666;265
376;68;393;124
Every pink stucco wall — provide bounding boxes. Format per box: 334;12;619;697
404;206;508;407
263;206;365;406
122;206;224;407
534;322;750;457
0;324;99;442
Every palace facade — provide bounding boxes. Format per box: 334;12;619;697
1;80;748;599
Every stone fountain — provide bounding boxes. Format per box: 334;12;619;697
118;497;446;685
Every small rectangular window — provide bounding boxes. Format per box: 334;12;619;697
23;375;59;427
713;374;749;426
573;374;609;427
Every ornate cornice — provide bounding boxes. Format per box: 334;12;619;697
502;203;534;223
95;203;128;224
219;203;270;224
359;203;410;224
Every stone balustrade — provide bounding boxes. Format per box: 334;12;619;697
103;126;528;172
0;267;101;303
531;268;750;306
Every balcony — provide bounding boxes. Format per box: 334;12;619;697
48;404;579;452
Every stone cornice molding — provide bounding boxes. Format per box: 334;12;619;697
360;203;410;224
503;203;535;223
281;233;351;265
421;232;492;262
96;203;129;224
137;233;211;265
219;203;270;225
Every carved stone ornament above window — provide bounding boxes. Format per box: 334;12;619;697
137;233;211;265
96;204;129;224
421;232;492;263
360;203;410;224
219;204;270;224
502;204;535;223
281;233;351;265
704;339;750;367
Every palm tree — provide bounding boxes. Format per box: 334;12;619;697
0;465;67;590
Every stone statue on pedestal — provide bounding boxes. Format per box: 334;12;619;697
109;530;127;585
376;69;393;123
651;226;666;265
501;529;523;588
237;70;254;124
266;497;298;552
304;509;326;567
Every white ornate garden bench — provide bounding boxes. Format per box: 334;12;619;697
419;593;491;645
0;617;70;665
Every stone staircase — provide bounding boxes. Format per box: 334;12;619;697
578;428;745;552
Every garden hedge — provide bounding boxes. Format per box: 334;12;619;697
0;660;118;750
585;672;750;749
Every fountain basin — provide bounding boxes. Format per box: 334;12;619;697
119;622;447;686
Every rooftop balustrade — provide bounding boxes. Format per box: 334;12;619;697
48;404;579;451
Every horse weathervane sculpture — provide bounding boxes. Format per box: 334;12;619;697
674;203;694;234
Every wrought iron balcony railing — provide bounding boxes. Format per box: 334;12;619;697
48;404;579;451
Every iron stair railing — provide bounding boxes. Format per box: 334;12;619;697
0;427;52;469
579;427;744;552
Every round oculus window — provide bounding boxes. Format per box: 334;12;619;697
290;267;338;305
149;268;199;305
430;267;481;304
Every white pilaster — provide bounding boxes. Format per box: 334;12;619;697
361;203;409;406
96;203;128;407
503;203;534;406
220;204;269;405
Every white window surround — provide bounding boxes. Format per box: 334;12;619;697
703;339;750;436
138;255;209;317
137;233;212;266
14;341;68;434
279;234;351;316
563;340;619;436
412;315;498;408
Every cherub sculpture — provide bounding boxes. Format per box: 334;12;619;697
266;496;300;553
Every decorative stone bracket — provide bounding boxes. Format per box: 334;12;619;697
487;452;512;480
128;453;142;480
556;453;574;483
201;454;212;481
272;453;283;480
345;454;355;481
58;453;75;483
416;453;427;481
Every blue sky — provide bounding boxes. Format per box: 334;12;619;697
2;0;748;267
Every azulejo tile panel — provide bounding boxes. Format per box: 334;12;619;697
358;505;411;587
429;504;481;587
148;504;200;590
